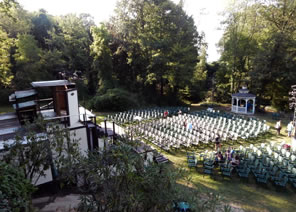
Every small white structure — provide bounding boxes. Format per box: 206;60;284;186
231;87;256;114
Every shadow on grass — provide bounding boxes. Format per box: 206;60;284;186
159;133;296;212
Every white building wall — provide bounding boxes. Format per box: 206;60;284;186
67;90;79;126
34;168;53;186
70;127;89;156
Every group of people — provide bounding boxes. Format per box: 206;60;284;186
163;109;183;118
214;148;240;167
275;120;296;137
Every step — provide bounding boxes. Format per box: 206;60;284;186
0;126;20;136
0;112;17;121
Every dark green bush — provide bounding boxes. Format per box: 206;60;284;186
0;87;13;105
0;162;35;211
89;88;139;111
74;79;91;102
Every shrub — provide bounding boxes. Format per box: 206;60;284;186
0;87;13;105
74;79;91;102
0;162;35;211
89;88;139;111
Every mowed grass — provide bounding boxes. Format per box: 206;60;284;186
159;105;296;212
0;105;14;114
95;104;296;211
163;143;296;212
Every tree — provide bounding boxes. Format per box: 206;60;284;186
0;2;32;38
0;26;13;87
218;0;296;110
77;136;230;211
0;161;35;211
0;0;17;18
49;14;93;77
13;34;45;89
250;0;296;110
109;0;200;104
3;118;81;186
31;9;54;49
90;24;114;94
189;45;208;102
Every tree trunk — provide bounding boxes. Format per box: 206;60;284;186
160;77;164;97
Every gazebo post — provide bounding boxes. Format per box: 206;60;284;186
252;98;255;114
245;98;248;114
232;97;234;112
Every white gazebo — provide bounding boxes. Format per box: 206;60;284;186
231;87;256;114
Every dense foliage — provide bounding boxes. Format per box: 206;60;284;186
3;118;81;185
89;88;140;111
0;161;35;211
0;0;203;108
1;0;295;110
77;138;227;211
216;0;296;111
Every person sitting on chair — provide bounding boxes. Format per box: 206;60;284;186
225;149;232;161
231;155;240;167
217;151;224;163
164;110;169;118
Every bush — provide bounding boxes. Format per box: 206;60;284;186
89;88;139;111
0;87;13;105
74;79;91;102
0;162;35;211
199;102;222;108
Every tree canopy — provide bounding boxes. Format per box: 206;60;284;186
0;0;203;107
1;0;295;110
217;0;296;110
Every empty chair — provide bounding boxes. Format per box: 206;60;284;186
274;176;289;187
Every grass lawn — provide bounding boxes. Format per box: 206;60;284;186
107;104;296;212
94;104;296;211
0;105;14;114
160;105;296;212
163;145;296;212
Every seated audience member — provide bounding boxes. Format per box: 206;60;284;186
230;148;235;158
214;151;224;165
183;120;187;128
217;151;224;163
231;155;240;167
164;110;169;118
225;150;232;161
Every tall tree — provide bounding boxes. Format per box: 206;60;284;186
0;26;13;87
218;0;296;110
13;34;45;89
31;9;54;49
90;24;114;94
47;14;94;77
110;0;200;103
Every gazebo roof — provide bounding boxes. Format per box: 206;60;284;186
232;93;256;98
232;86;256;98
